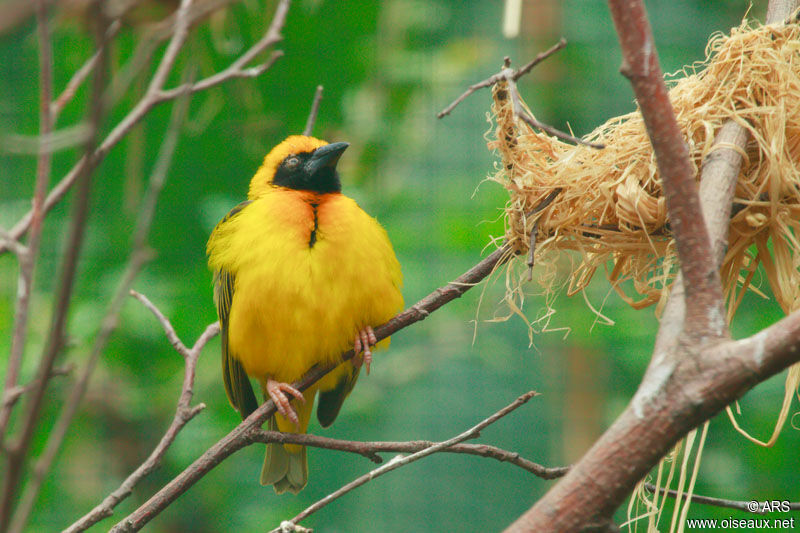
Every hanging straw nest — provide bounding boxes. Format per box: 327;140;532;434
489;20;800;319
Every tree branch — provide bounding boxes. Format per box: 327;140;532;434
0;0;54;442
7;87;193;533
50;19;121;124
607;0;725;339
108;243;511;532
62;295;217;533
248;429;568;480
0;0;291;256
437;40;604;149
0;6;107;528
503;1;800;531
279;392;539;531
302;85;324;136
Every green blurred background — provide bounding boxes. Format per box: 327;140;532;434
1;0;798;531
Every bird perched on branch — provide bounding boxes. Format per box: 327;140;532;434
207;135;403;494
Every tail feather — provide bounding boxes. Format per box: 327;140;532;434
261;416;308;494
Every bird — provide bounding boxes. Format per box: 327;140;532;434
207;135;403;494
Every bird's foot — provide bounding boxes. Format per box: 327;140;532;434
353;325;378;375
266;379;305;429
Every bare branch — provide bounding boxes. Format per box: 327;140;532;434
62;311;217;533
0;0;54;441
249;430;568;480
109;244;511;532
607;0;725;338
50;20;121;123
281;392;540;530
302;85;324;136
508;83;605;149
437;76;497;119
503;1;800;531
512;38;567;80
437;41;604;149
0;366;72;411
437;39;566;119
0;5;108;528
0;229;26;258
643;483;800;514
0;0;291;256
7;86;193;533
129;290;192;357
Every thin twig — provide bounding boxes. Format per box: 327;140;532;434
280;392;539;530
643;483;800;513
512;38;567;80
62;310;217;533
0;230;27;257
0;366;73;410
302;85;324;136
109;244;512;532
50;20;121;123
249;430;568;480
524;188;563;280
510;85;606;149
8;85;193;533
129;291;191;358
0;0;291;256
437;41;603;149
436;39;566;119
0;0;54;443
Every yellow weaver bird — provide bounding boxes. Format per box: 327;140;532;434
207;135;403;494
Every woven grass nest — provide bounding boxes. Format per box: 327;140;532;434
489;20;800;321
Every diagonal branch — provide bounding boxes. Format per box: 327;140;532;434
109;243;512;532
437;40;604;150
0;0;291;257
302;85;324;136
503;1;799;532
279;392;540;531
62;300;217;533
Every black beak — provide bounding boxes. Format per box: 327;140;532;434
305;142;349;177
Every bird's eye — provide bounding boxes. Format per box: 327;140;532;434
285;156;300;169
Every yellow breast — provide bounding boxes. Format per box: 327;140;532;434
208;188;403;384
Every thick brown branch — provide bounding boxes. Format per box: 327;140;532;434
607;0;725;339
504;1;799;531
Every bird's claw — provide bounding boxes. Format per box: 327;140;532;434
353;326;377;375
266;379;305;429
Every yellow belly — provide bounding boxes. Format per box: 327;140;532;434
217;189;402;386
